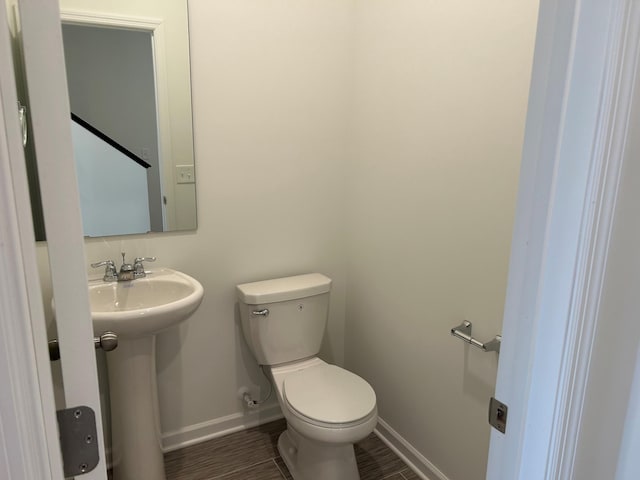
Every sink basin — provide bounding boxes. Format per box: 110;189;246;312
89;267;203;337
85;267;204;480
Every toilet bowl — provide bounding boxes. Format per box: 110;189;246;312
236;274;378;480
269;357;377;479
274;358;377;441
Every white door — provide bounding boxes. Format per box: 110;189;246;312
487;0;639;478
1;0;108;478
0;7;61;478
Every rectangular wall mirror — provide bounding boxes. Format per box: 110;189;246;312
25;0;197;239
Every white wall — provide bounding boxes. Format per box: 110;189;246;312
152;0;352;435
71;121;150;236
35;0;540;476
344;1;538;479
39;0;352;442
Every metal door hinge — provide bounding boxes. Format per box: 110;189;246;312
488;397;508;434
57;406;99;477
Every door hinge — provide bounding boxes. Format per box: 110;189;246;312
57;406;99;477
488;397;508;434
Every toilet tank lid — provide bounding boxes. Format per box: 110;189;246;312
236;273;332;304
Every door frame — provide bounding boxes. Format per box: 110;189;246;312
0;0;637;478
487;0;639;478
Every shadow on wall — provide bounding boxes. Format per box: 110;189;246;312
156;321;187;435
461;345;500;404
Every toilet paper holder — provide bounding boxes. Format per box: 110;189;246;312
450;321;501;353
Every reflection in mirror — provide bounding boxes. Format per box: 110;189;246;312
63;22;165;237
64;23;162;236
28;0;197;239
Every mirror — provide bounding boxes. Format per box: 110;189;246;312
29;0;196;239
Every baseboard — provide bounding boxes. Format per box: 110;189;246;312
374;417;450;480
161;403;283;453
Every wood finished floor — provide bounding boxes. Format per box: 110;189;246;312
162;418;420;480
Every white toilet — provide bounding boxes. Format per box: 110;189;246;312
237;273;378;480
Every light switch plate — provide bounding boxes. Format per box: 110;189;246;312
176;165;195;184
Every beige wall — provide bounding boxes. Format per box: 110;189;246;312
152;0;352;433
345;1;538;479
34;0;538;477
40;0;352;437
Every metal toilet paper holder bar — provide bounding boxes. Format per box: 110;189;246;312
450;320;501;353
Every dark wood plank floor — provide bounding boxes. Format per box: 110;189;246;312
163;418;421;480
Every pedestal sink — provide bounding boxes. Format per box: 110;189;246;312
88;268;204;480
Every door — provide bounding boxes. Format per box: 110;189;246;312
2;0;108;478
487;0;638;478
0;5;61;477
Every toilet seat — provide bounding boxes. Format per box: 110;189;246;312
283;364;376;427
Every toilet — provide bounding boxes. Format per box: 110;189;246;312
237;273;378;480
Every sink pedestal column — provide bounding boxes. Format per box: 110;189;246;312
107;335;165;480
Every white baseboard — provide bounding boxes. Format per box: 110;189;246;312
161;403;283;453
374;417;450;480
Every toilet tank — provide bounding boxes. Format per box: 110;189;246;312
236;273;332;366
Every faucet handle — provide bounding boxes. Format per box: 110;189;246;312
90;260;114;268
133;256;156;277
91;260;117;282
134;256;156;265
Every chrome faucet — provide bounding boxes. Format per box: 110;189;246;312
90;260;118;282
132;256;156;278
91;253;156;282
118;252;135;281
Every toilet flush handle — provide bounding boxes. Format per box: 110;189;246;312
252;309;269;317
